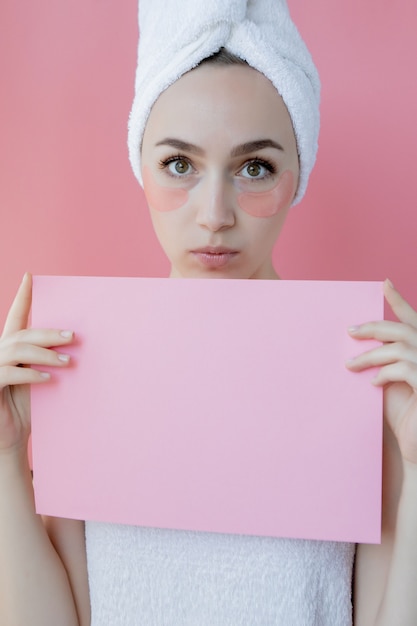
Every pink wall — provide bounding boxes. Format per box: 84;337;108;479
1;0;416;327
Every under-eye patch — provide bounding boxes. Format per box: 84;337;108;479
143;166;189;212
237;170;296;218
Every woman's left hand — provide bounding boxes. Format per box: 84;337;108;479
346;279;417;464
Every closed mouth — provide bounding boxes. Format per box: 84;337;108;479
191;246;239;268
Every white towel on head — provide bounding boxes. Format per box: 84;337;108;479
128;0;320;205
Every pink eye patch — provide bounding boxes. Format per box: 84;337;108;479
237;170;296;218
143;166;189;212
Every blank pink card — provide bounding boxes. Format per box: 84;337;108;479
31;276;383;543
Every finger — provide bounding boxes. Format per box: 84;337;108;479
371;361;417;389
348;320;417;346
346;341;417;372
0;365;50;390
384;279;417;328
0;343;71;368
2;328;74;350
1;273;32;338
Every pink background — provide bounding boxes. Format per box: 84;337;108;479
1;0;416;325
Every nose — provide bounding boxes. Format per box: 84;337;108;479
195;173;235;232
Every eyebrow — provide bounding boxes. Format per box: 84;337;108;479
155;138;284;157
155;138;204;155
231;139;284;157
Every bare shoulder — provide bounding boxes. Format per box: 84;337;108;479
43;516;91;626
353;425;403;625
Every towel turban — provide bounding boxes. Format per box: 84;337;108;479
128;0;320;205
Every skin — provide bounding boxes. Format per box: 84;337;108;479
0;63;417;626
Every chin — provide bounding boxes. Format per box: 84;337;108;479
170;266;259;280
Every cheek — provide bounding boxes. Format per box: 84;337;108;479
143;166;189;212
237;170;296;218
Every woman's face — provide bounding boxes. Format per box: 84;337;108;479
141;63;299;279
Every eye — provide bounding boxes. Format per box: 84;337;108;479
168;158;191;176
158;155;195;178
239;159;275;179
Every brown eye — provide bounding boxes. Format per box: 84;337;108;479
246;163;262;177
239;160;274;180
168;159;190;175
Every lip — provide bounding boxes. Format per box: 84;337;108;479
191;246;239;268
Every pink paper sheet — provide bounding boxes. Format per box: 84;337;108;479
31;276;383;543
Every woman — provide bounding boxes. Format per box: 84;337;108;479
1;1;417;625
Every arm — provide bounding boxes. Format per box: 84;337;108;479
0;274;90;626
346;280;417;625
354;418;417;625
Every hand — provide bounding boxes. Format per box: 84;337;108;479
0;273;74;453
346;279;417;464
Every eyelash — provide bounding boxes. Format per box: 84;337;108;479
158;154;193;177
157;154;277;179
242;158;276;178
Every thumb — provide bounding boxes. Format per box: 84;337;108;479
1;273;32;338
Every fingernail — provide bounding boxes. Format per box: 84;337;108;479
60;330;73;338
58;354;70;363
40;372;51;380
348;325;360;333
386;278;394;289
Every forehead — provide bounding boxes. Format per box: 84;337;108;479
143;64;295;148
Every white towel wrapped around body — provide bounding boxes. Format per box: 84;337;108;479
128;0;320;205
86;521;355;625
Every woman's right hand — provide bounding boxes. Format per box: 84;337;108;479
0;273;73;453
